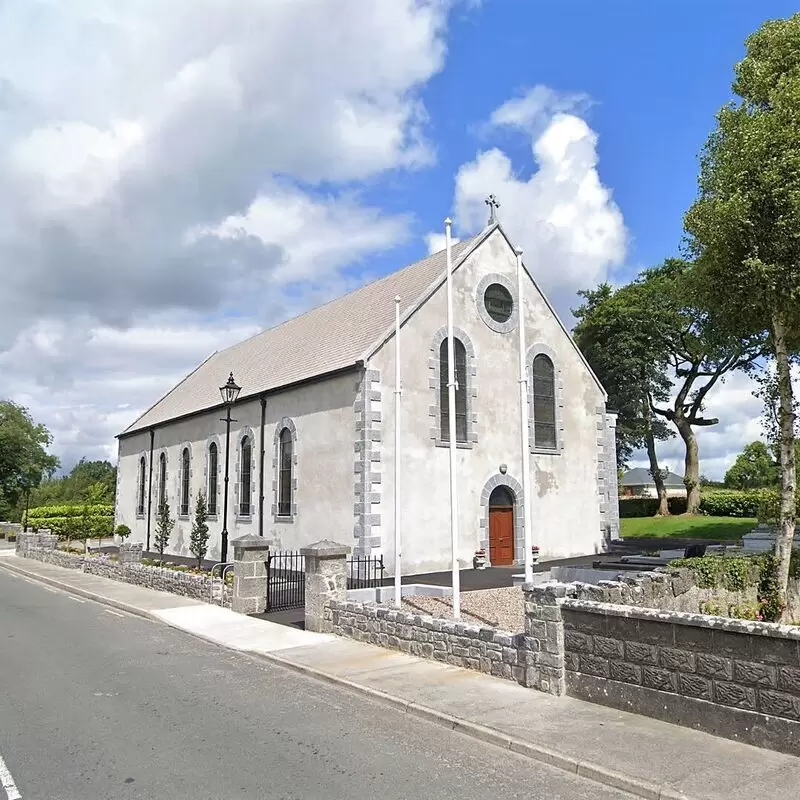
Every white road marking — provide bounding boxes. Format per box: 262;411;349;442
67;596;86;604
104;609;124;618
41;586;57;594
0;751;22;799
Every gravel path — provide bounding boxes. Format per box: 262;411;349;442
402;587;524;633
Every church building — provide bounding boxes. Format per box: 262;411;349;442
115;211;619;574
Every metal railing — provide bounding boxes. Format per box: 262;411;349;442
347;555;385;590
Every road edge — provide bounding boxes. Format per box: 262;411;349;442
0;556;690;800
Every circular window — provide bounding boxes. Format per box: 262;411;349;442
484;283;514;323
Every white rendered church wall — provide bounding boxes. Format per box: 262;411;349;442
373;228;607;575
116;370;358;560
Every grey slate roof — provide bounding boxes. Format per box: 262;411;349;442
122;233;485;435
621;468;685;488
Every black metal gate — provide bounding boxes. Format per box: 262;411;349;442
266;550;305;612
265;552;386;612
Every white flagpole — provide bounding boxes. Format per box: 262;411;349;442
445;218;461;619
516;247;534;584
394;295;402;608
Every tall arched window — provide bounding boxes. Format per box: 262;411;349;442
532;354;557;449
207;442;218;515
137;456;146;516
158;452;167;509
239;436;252;517
278;428;293;516
439;338;467;443
180;447;190;516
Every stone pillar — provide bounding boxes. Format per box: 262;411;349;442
38;530;58;550
231;535;270;615
523;583;567;696
604;411;620;542
15;528;30;555
119;542;144;565
301;540;351;633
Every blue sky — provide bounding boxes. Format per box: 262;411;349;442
371;0;800;288
0;0;794;476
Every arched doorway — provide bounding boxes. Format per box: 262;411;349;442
488;486;515;566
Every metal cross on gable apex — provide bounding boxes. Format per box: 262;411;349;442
485;194;500;225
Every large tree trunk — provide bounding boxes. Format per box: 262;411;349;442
772;312;796;617
676;418;702;514
644;403;669;516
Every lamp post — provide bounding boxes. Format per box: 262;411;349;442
219;372;241;564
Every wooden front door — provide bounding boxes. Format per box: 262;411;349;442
489;485;515;566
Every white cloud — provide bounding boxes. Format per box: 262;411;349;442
0;0;463;466
629;366;800;481
451;85;627;321
424;231;461;254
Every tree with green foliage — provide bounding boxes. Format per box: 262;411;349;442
724;441;778;489
31;458;116;507
0;401;59;520
574;261;763;515
684;13;800;615
636;261;766;514
153;499;174;564
190;491;210;569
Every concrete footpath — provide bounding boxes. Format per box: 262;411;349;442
1;551;798;800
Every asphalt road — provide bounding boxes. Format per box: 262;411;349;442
0;571;628;800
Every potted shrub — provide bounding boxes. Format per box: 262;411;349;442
115;524;131;543
473;549;488;570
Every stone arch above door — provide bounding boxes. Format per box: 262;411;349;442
479;472;525;565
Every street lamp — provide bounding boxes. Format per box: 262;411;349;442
219;372;241;563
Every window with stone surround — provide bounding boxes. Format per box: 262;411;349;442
532;354;557;450
239;435;252;517
179;447;190;517
278;428;293;517
429;327;477;448
157;452;167;508
439;337;468;443
136;456;146;517
207;442;218;515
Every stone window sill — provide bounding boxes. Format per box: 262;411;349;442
275;515;295;524
434;439;475;450
135;513;145;520
531;447;561;456
236;515;253;523
206;514;219;521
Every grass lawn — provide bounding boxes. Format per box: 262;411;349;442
620;514;756;541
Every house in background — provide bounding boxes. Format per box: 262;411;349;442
115;213;619;574
620;468;685;498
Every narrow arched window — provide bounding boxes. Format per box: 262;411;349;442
278;428;293;516
158;452;167;508
180;447;190;516
239;436;252;516
532;354;557;449
207;442;218;515
439;338;467;443
137;456;146;516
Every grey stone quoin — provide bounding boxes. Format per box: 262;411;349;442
231;535;270;615
302;540;350;633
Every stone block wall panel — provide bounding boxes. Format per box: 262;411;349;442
560;595;800;756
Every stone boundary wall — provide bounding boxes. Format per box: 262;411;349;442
326;600;534;686
17;536;228;605
564;567;800;619
561;597;800;756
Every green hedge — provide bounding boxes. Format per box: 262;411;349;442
619;490;785;519
26;504;114;539
27;503;113;520
619;497;688;518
